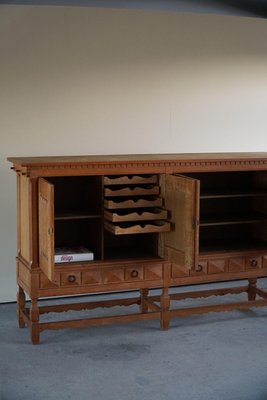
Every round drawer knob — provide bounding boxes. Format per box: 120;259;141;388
250;259;258;268
196;264;203;272
68;275;76;283
131;270;139;278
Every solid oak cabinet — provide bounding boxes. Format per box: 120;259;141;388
8;153;267;344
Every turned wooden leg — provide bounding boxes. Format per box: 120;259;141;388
17;286;26;328
160;286;170;330
247;278;257;301
30;299;40;345
140;289;149;313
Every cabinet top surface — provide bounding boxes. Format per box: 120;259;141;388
8;153;267;176
7;152;267;166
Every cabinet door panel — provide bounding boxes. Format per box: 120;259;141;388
38;178;56;283
163;174;200;270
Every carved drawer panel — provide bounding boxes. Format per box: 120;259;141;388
102;268;125;284
82;270;102;285
190;261;208;276
245;256;262;270
60;272;81;287
228;257;245;272
208;259;227;274
262;255;267;268
125;266;144;281
171;264;190;278
144;264;163;281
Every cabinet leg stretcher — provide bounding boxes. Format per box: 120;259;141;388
151;278;267;319
17;278;267;344
17;287;167;344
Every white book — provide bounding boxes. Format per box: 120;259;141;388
54;246;94;263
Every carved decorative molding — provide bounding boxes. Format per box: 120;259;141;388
22;158;267;177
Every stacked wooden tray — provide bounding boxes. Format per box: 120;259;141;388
103;175;170;235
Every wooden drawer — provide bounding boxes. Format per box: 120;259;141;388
39;262;163;292
171;264;190;278
102;268;125;284
104;220;170;235
228;257;245;272
104;208;167;223
144;264;163;281
125;266;144;281
60;272;81;287
104;197;163;210
245;256;262;270
262;255;267;268
82;270;102;285
104;185;159;197
208;259;227;274
102;264;162;284
104;175;157;186
190;261;208;276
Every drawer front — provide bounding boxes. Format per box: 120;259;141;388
208;259;227;274
144;264;163;281
262;255;267;269
228;257;245;272
82;270;102;285
171;264;190;278
245;256;262;270
125;266;144;282
60;272;81;287
102;268;125;284
190;261;208;276
102;263;163;284
39;262;163;292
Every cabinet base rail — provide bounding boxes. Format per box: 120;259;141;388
17;289;165;344
17;281;267;344
152;283;267;318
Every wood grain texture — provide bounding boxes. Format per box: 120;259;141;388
38;179;56;283
163;174;199;269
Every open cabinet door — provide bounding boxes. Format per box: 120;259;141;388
163;174;200;270
38;178;56;283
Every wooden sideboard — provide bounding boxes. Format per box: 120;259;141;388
8;153;267;344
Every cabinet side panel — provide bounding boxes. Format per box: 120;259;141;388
19;175;31;262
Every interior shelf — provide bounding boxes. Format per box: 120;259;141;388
200;190;267;199
200;214;267;226
55;212;102;221
200;239;267;254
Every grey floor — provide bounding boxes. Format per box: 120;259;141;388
1;280;267;400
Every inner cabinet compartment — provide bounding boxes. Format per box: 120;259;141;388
55;219;102;260
104;231;159;260
185;171;267;254
103;174;170;236
40;176;103;263
51;176;102;217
